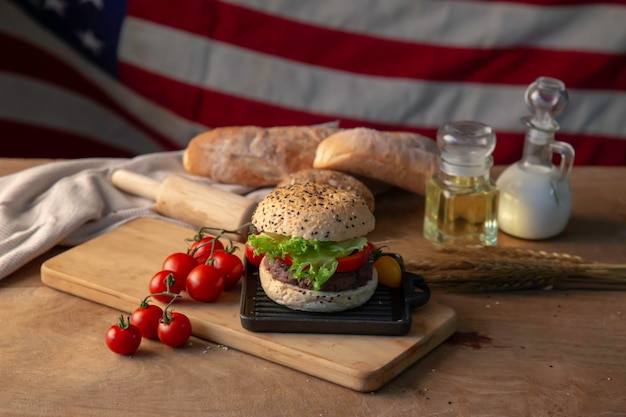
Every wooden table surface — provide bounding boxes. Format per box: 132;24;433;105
1;159;625;417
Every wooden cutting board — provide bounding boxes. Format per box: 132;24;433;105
41;218;457;392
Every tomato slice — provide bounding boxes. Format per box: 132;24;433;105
279;254;294;266
335;246;370;273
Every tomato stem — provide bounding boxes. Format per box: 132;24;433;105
161;308;173;324
139;295;153;308
159;274;183;323
143;272;182;308
188;238;218;257
186;224;250;265
160;295;181;324
195;222;251;236
117;314;132;330
187;223;252;249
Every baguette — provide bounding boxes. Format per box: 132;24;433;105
313;127;438;195
183;126;339;187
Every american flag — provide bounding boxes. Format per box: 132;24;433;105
2;0;625;165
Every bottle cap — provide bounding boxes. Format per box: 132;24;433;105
437;121;496;176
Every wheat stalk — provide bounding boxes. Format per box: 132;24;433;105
404;246;626;292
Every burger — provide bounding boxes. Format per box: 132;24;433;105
247;182;377;313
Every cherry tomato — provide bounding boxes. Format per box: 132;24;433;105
213;251;244;289
148;270;184;303
374;255;403;288
158;312;192;347
130;303;163;339
188;237;224;263
186;264;225;302
162;253;199;287
245;243;264;267
105;315;142;355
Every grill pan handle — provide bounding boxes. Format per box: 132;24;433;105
403;272;431;311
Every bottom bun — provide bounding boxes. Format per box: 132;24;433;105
259;261;378;313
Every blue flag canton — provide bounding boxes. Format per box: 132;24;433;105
11;0;128;77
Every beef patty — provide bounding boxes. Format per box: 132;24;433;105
263;254;375;292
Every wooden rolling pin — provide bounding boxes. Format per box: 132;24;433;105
111;170;257;241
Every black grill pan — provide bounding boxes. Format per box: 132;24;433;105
239;262;431;336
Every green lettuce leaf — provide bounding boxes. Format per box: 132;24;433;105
247;233;368;290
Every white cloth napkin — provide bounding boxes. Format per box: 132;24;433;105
0;151;270;280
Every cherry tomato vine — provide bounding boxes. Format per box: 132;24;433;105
105;224;249;355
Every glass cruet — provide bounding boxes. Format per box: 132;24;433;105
496;77;575;240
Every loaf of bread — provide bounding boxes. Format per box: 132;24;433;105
313;128;438;195
183;126;339;187
183;125;438;194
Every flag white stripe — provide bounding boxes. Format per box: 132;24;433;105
0;74;163;154
121;17;626;138
0;1;206;145
223;0;626;53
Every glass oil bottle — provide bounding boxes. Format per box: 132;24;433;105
423;121;499;246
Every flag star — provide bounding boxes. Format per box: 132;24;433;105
76;29;104;55
79;0;104;10
44;0;68;16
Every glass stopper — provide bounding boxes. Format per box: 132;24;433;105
523;77;568;132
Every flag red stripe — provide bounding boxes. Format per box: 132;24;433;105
118;63;625;166
480;0;626;5
0;33;180;151
126;1;626;90
493;133;626;166
0;119;134;158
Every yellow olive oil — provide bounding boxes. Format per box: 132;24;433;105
423;175;499;246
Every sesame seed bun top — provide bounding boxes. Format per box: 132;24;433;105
276;169;375;212
251;182;375;241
